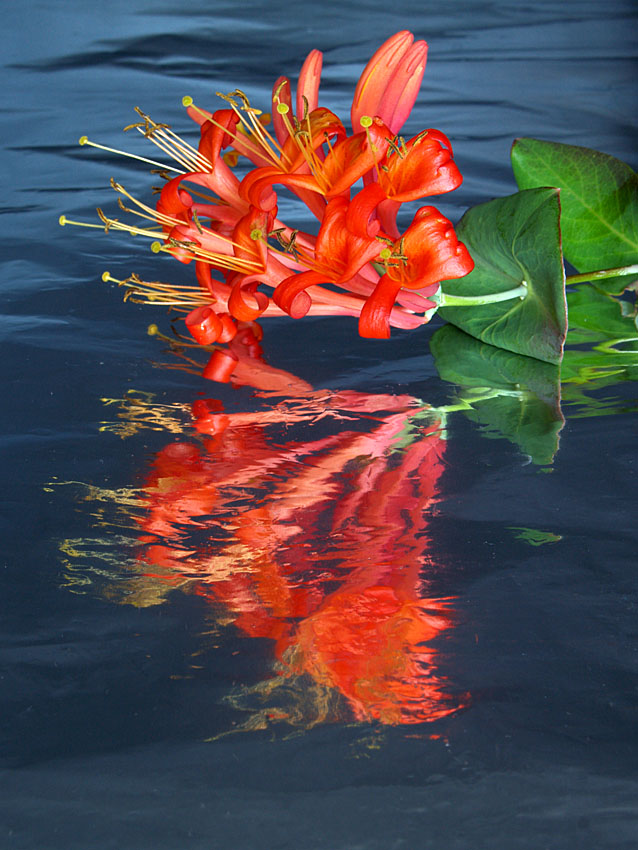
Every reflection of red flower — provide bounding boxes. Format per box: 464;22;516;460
130;350;467;726
289;589;460;724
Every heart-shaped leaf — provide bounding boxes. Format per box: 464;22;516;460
439;188;567;364
430;324;563;465
511;139;638;294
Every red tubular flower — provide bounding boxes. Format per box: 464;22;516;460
351;30;428;136
347;129;463;238
76;30;473;347
272;196;382;318
272;48;323;146
359;206;475;338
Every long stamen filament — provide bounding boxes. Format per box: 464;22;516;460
136;126;210;173
102;271;213;307
217;91;285;169
78;137;184;174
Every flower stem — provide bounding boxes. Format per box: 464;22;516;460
437;281;528;307
565;264;638;285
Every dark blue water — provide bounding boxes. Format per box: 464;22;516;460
2;1;638;848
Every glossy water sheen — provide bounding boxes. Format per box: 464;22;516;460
2;1;638;848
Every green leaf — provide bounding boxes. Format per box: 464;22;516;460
511;139;638;294
430;324;563;465
439;188;566;364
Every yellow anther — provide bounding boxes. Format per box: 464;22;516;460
250;228;263;241
59;215;66;226
277;103;290;115
147;324;159;336
182;96;193;107
379;248;392;260
101;271;111;282
274;80;289;100
151;242;162;253
360;115;373;128
78;136;88;146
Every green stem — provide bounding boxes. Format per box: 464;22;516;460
565;263;638;285
437;281;528;307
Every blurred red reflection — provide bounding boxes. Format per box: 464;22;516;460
131;330;467;726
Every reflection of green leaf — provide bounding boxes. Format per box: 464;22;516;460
566;285;638;343
509;526;562;546
562;349;638;383
439;188;566;364
511;139;638;294
561;284;638;400
430;324;563;465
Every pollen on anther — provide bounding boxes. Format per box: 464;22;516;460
276;103;290;115
360;116;373;128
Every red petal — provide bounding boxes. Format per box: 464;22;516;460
272;269;326;318
379;129;463;202
227;274;269;322
198;109;240;165
386;206;474;289
272;76;292;145
358;275;402;338
323;120;391;197
185;306;223;345
296;49;323;118
346;182;386;237
217;313;238;343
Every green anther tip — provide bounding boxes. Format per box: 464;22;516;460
276;103;290;115
182;96;193;107
151;242;162;253
360;115;373;128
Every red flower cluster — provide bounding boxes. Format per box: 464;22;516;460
86;32;474;348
